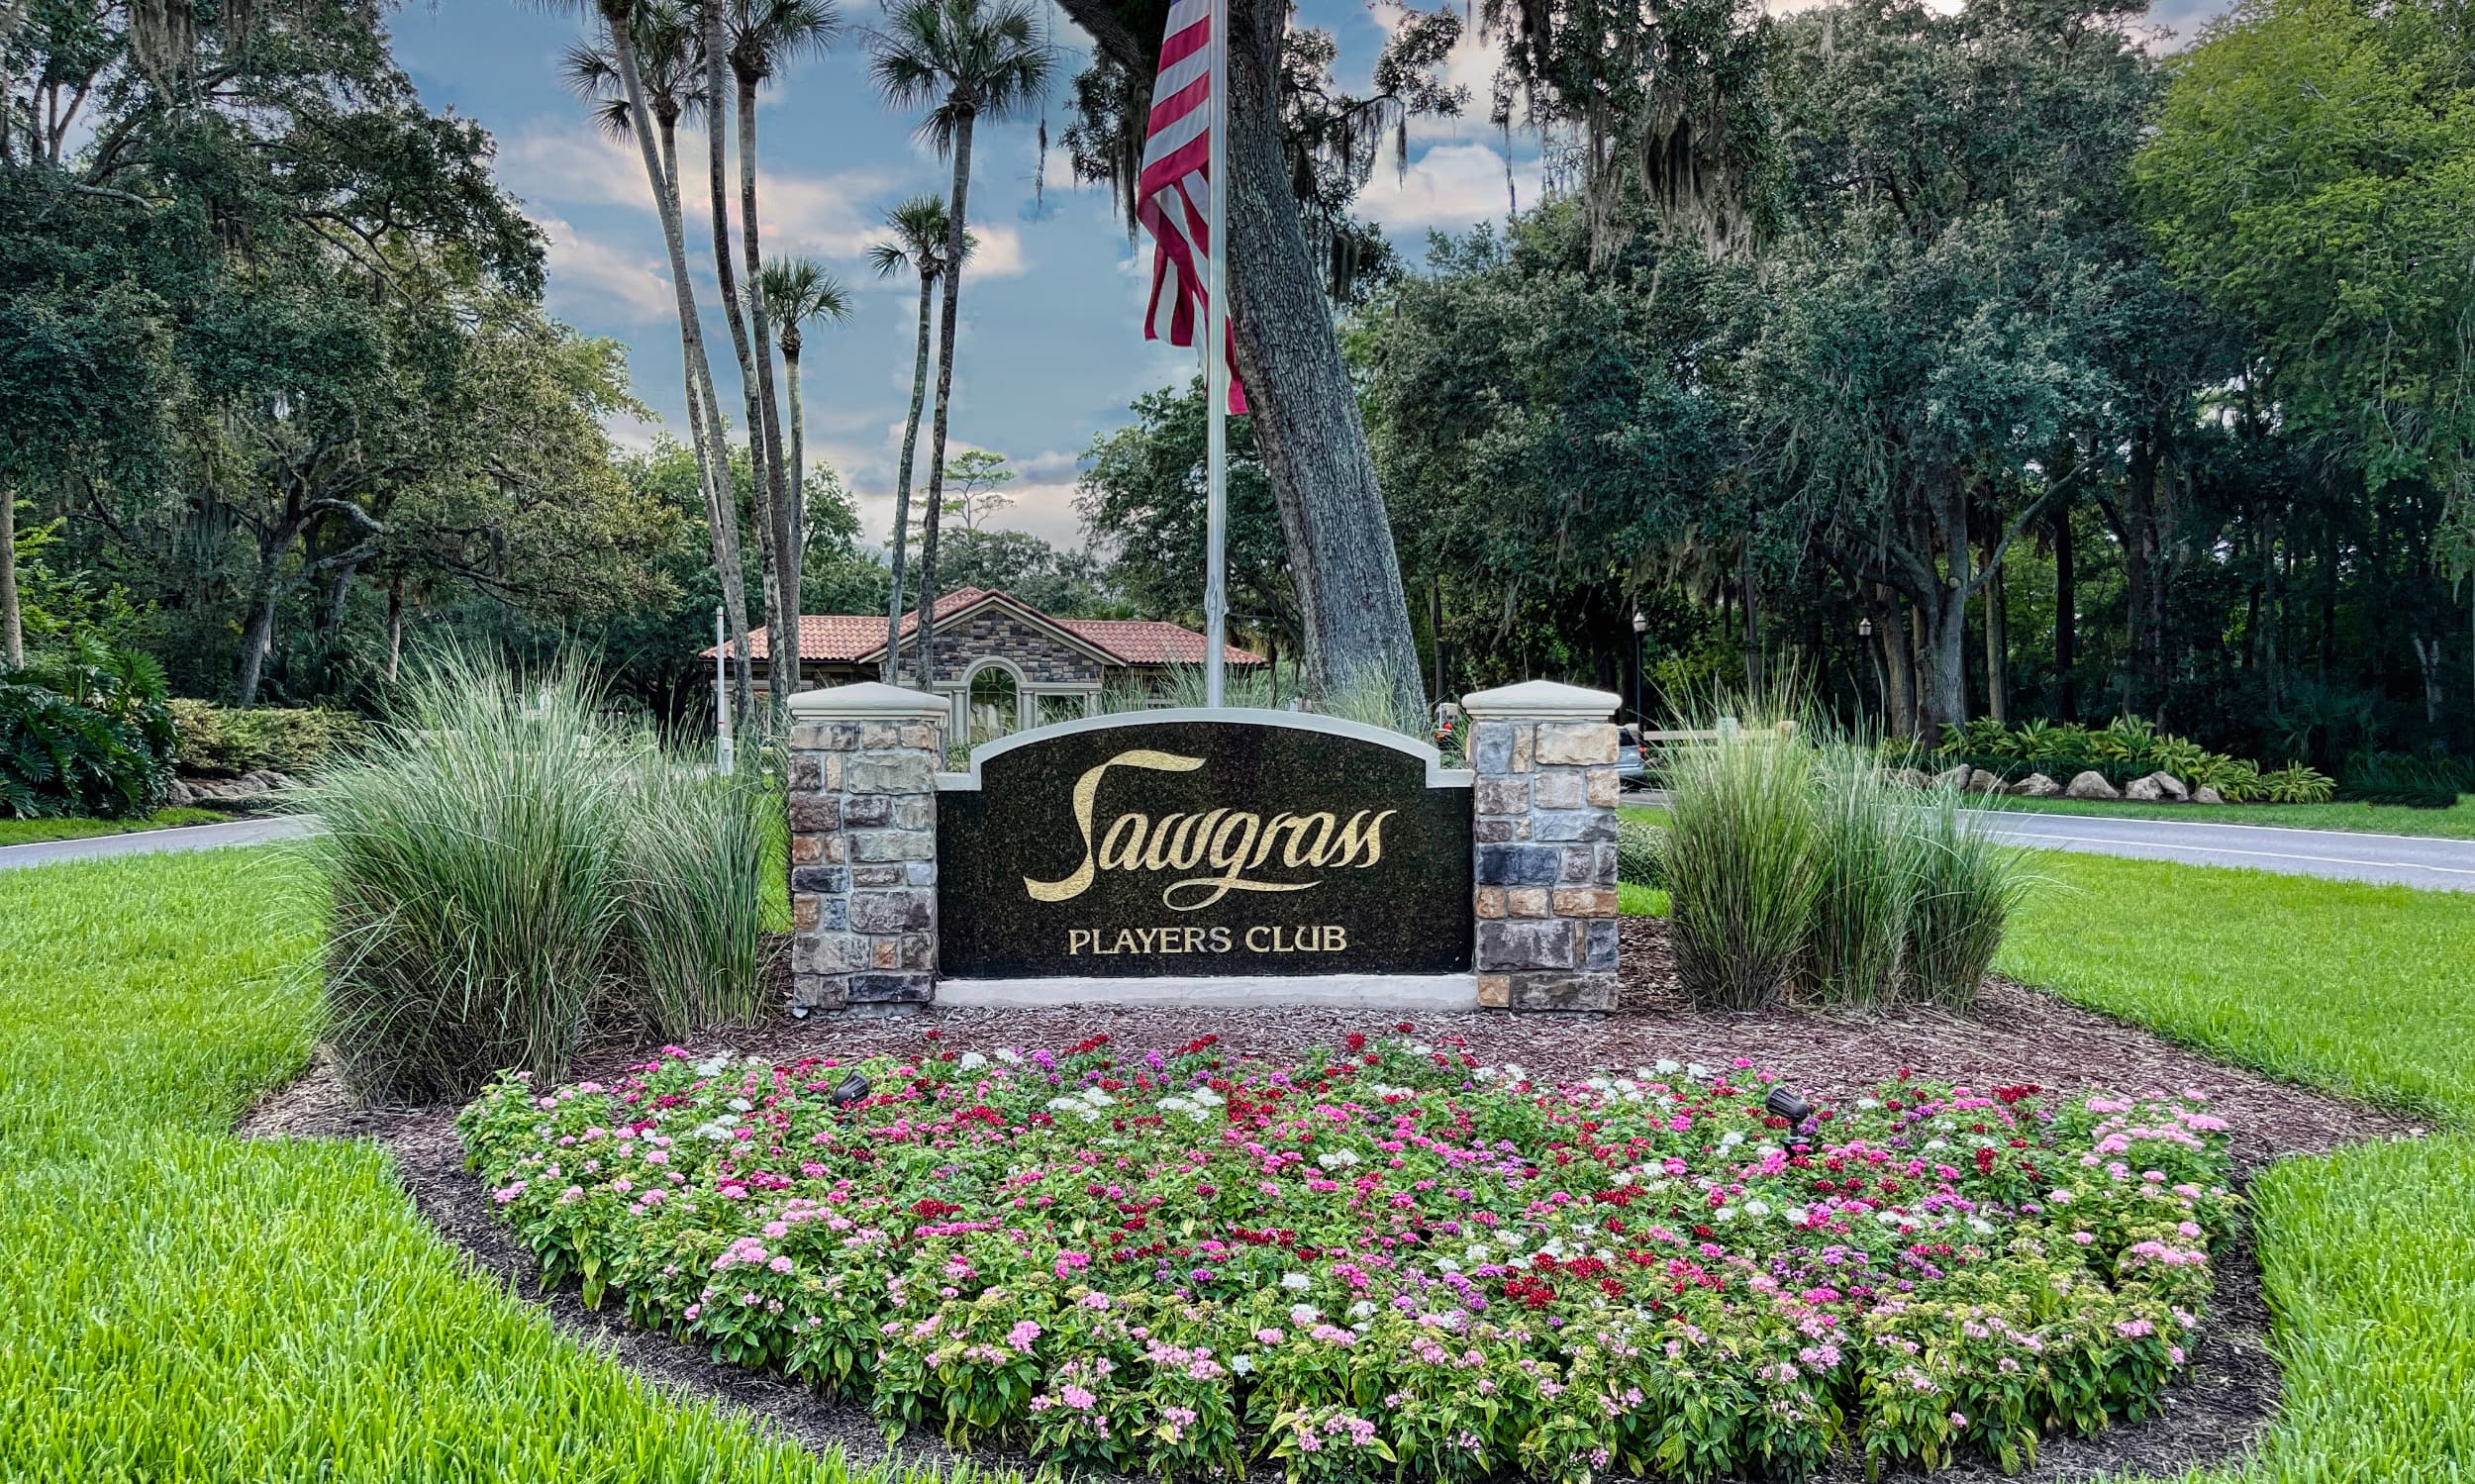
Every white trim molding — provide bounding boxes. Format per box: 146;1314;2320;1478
934;706;1474;791
936;972;1478;1010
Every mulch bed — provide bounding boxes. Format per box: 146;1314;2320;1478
240;916;2422;1483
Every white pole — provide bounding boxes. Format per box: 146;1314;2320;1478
715;605;735;775
1202;0;1231;710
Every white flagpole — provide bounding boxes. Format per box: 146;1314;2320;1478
1202;0;1231;709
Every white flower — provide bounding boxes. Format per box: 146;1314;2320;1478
1743;1200;1771;1218
1966;1217;1996;1236
1316;1149;1361;1169
1856;1096;1883;1110
727;1097;752;1114
1083;1089;1116;1108
1654;1058;1682;1074
994;1047;1024;1064
1719;1131;1745;1148
957;1052;987;1071
1347;1301;1377;1320
694;1054;732;1076
1410;1042;1433;1057
1290;1303;1320;1325
2047;1188;2074;1205
1784;1207;1809;1226
1436;1258;1462;1273
1189;1087;1224;1107
1281;1272;1313;1291
1687;1062;1711;1080
1715;1207;1738;1223
1232;1354;1255;1375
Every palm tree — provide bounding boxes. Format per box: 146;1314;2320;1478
864;195;970;681
869;0;1049;690
552;0;753;726
721;0;840;715
756;255;851;581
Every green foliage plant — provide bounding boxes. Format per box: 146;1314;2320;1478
169;699;369;777
0;638;174;818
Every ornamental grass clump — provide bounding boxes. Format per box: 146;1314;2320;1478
1800;747;1923;1006
462;1035;2238;1484
1905;790;2037;1011
306;653;778;1103
619;759;781;1039
1657;722;1820;1008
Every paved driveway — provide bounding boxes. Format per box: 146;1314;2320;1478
0;815;315;871
1970;811;2475;893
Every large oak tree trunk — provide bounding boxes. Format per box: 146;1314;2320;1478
2051;504;2075;718
1056;0;1424;713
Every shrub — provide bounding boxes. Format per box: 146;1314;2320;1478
2336;750;2468;806
463;1036;2237;1484
2257;761;2336;804
1614;815;1661;888
1657;725;1819;1008
1904;793;2037;1011
1930;716;2293;802
306;654;778;1102
0;640;174;819
168;699;367;776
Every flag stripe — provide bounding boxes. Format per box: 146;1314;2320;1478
1138;0;1246;414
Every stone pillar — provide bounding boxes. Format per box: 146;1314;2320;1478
1460;680;1622;1011
784;682;948;1015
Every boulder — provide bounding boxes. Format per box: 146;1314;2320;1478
167;776;195;808
2193;785;2227;805
2125;771;2190;803
176;770;297;811
1932;764;1972;791
2063;769;2121;801
1966;768;2006;794
2011;772;2062;798
1896;768;1933;790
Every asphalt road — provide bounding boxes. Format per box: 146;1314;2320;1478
1970;810;2475;893
0;815;314;872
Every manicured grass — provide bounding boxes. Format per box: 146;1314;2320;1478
1992;793;2475;841
0;807;231;846
1997;851;2474;1482
0;847;933;1483
2000;853;2467;1125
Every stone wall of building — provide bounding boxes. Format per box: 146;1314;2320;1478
928;610;1107;686
785;683;949;1014
1460;681;1622;1011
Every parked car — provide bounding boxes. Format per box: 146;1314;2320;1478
1618;725;1645;784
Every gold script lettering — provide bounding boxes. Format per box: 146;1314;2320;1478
1024;749;1205;902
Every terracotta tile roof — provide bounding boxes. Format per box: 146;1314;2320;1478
711;587;1263;667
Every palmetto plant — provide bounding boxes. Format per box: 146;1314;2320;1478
756;255;852;577
870;0;1050;689
865;194;968;679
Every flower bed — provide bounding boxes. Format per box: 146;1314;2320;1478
459;1035;2235;1482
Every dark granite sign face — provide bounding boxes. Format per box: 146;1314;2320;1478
938;714;1472;977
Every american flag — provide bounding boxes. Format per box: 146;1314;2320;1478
1137;0;1246;412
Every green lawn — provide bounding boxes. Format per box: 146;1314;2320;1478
0;807;232;846
0;847;913;1483
1991;793;2475;841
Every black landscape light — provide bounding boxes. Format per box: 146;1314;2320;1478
830;1072;871;1109
1763;1087;1812;1126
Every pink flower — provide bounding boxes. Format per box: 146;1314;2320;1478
1007;1320;1041;1353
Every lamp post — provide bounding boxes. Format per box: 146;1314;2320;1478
1630;610;1647;727
1857;615;1884;731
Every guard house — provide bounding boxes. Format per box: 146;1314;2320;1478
717;587;1264;743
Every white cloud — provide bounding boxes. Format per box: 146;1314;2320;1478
1356;141;1536;230
534;214;676;323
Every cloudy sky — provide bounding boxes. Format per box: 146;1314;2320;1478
391;0;2224;559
